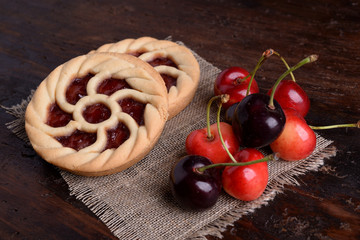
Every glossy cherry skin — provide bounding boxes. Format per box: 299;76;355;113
214;66;259;109
224;103;238;124
267;80;310;117
170;155;222;210
222;148;268;201
185;122;240;164
270;108;316;161
232;93;286;148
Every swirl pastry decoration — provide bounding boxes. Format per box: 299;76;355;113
92;37;200;119
25;52;168;176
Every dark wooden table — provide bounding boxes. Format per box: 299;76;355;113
1;0;359;239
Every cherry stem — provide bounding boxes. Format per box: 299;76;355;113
216;102;237;163
309;120;360;130
245;49;274;96
206;95;229;140
197;152;280;172
269;54;318;109
272;51;296;82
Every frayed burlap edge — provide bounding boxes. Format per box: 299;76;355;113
1;89;35;145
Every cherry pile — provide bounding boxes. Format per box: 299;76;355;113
170;49;360;210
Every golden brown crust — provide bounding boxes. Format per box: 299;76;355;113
25;52;168;176
92;37;200;119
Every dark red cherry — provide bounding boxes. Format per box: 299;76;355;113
224;102;238;124
232;93;286;148
267;79;310;117
214;67;250;94
170;155;222;210
214;66;259;109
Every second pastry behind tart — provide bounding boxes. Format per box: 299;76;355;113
92;37;200;119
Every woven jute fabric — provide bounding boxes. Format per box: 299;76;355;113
2;42;336;240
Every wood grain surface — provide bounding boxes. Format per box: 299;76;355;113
1;0;359;239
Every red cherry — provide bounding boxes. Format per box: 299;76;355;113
270;108;316;161
185;122;240;164
267;79;310;117
214;67;259;109
222;148;269;201
214;67;249;94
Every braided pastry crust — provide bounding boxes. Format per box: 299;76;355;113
25;52;168;176
92;37;200;119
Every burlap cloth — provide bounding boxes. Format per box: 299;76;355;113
2;42;337;240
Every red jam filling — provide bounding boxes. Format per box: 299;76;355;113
147;58;178;91
66;73;94;105
82;103;111;124
97;78;131;96
56;130;97;151
147;57;177;68
118;98;146;126
104;123;130;150
160;74;177;92
47;103;73;127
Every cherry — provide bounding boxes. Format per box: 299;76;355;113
222;148;269;201
214;49;274;109
270;108;316;161
232;93;286;148
169;155;222;210
266;50;310;117
185;95;240;164
214;67;259;109
267;80;310;117
186;122;239;164
224;103;238;124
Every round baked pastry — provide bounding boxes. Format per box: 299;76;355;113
25;52;168;176
91;37;200;119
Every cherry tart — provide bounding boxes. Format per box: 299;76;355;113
25;52;168;176
91;36;200;119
